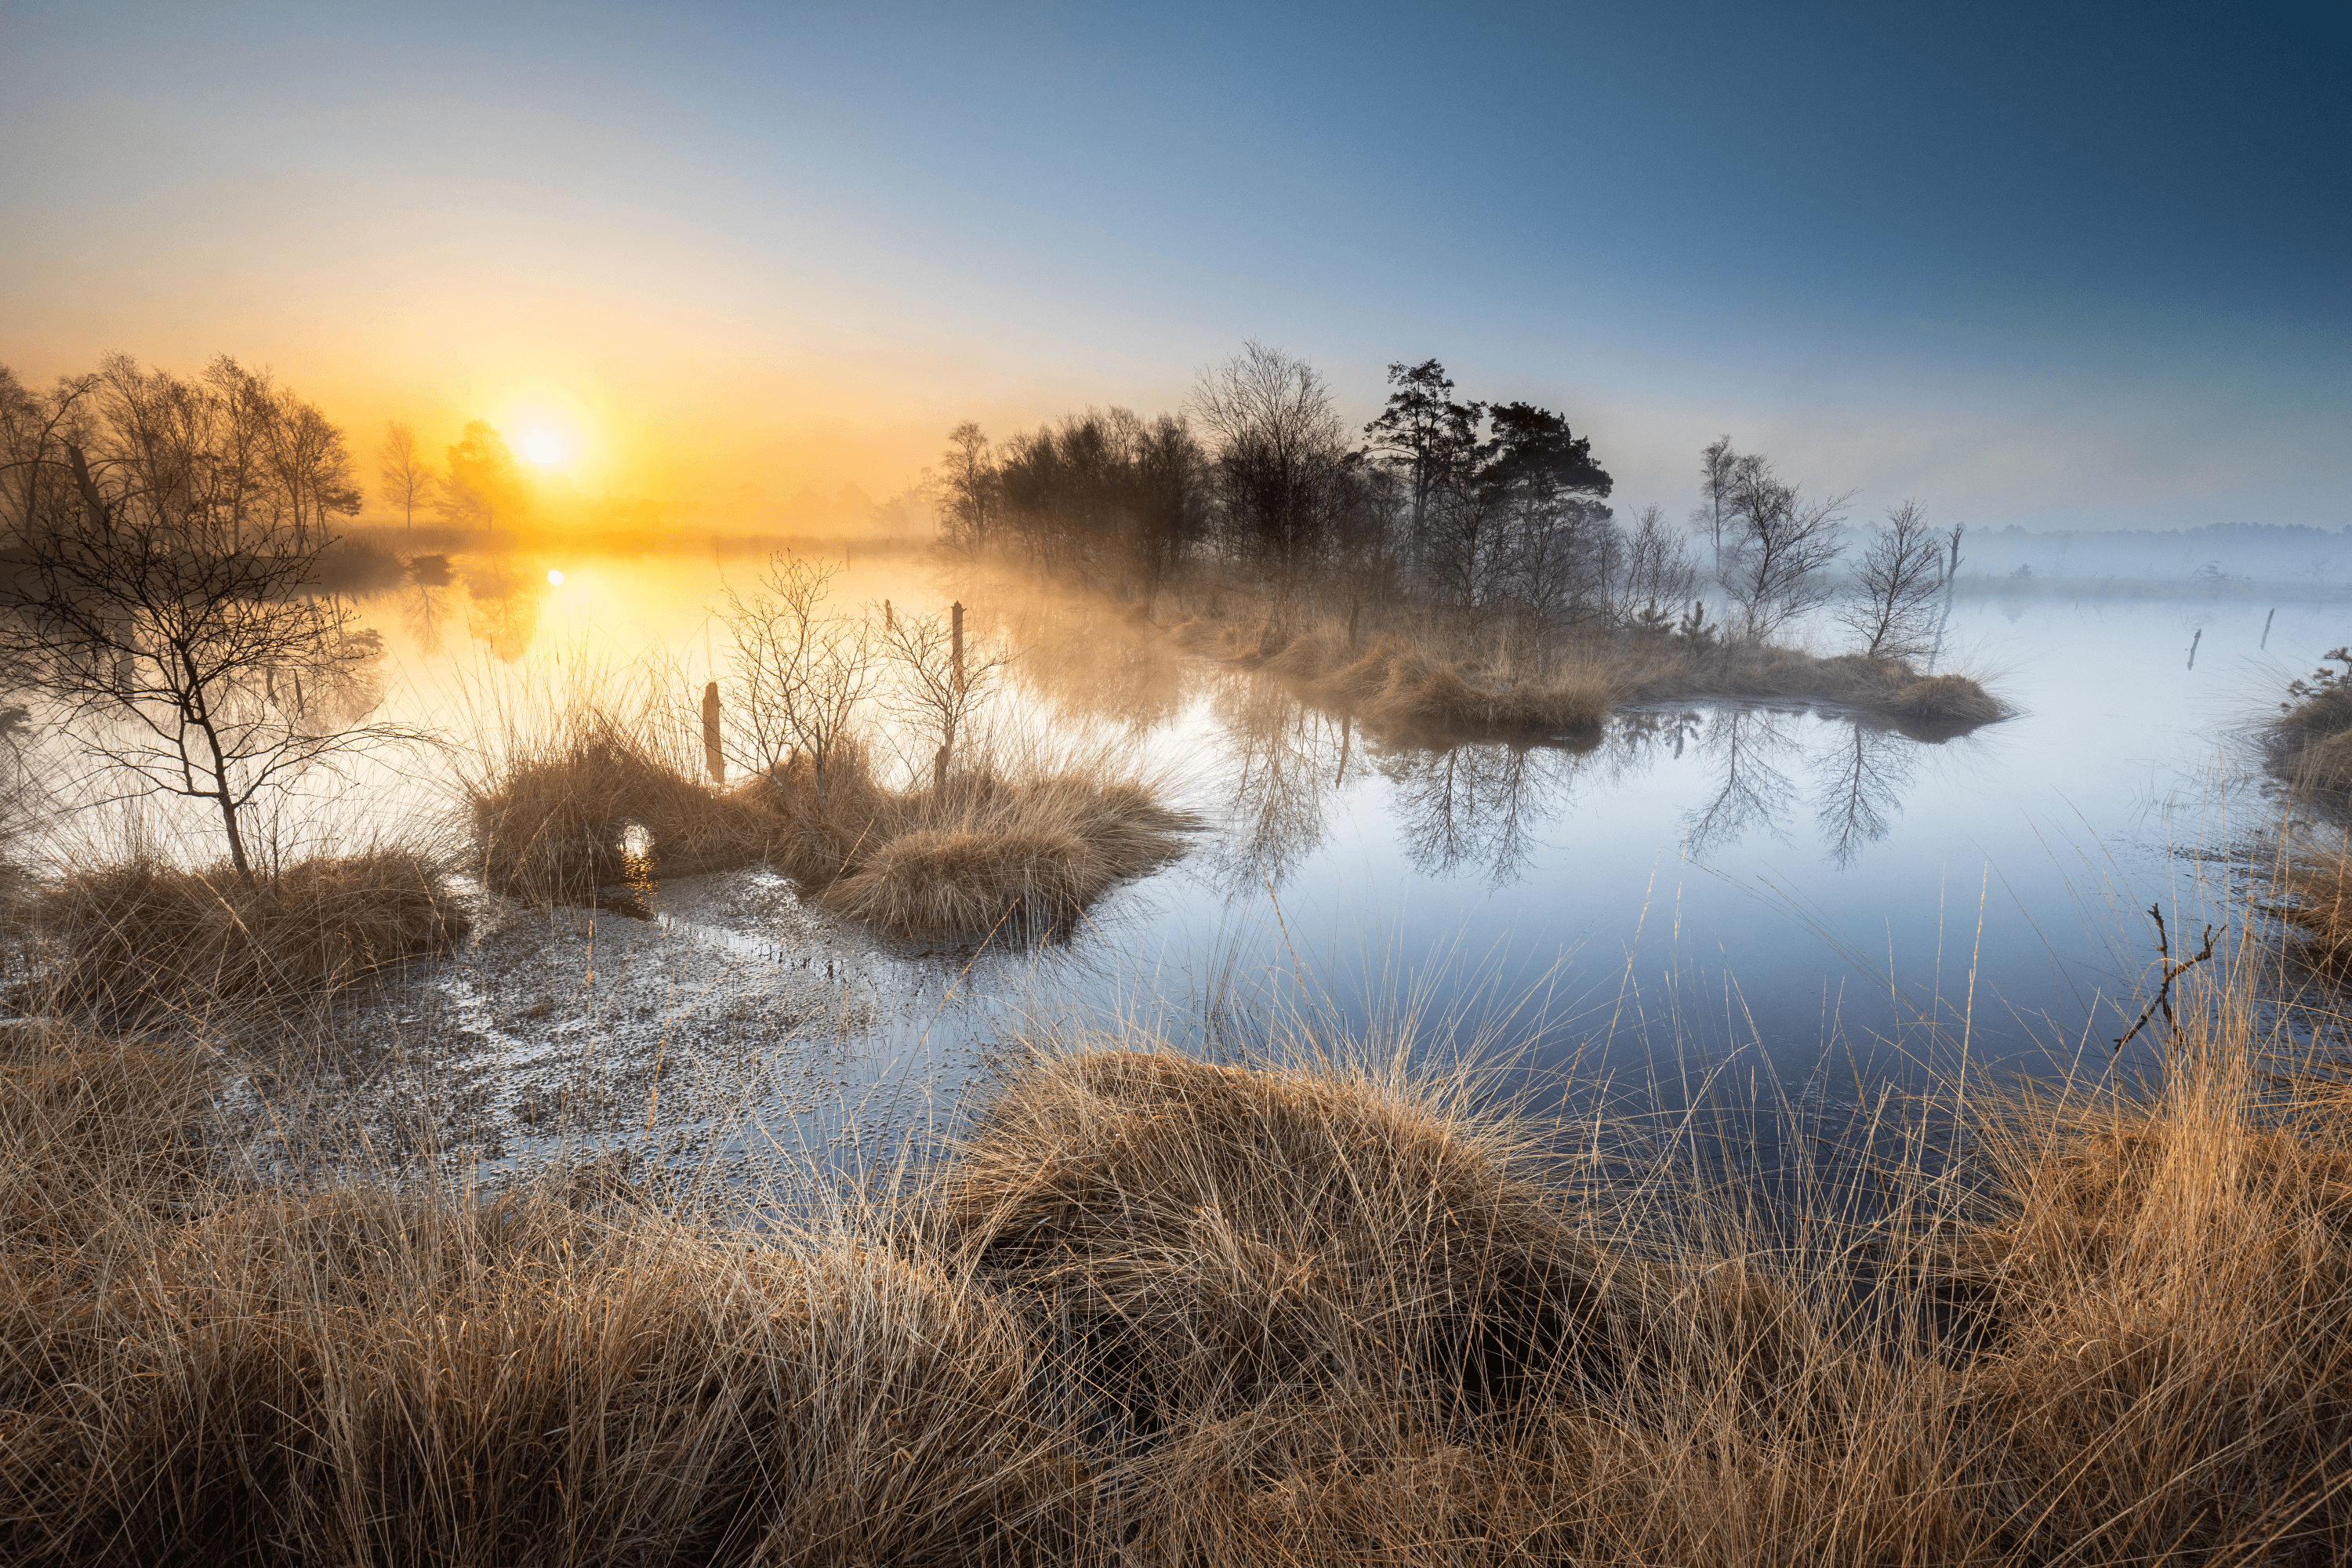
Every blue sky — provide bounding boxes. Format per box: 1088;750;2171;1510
3;0;2343;528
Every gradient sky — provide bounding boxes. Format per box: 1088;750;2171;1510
4;1;2345;529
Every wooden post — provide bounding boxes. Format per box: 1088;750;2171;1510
702;681;724;783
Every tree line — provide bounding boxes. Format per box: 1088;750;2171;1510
938;343;1960;659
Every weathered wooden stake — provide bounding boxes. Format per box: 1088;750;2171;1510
702;681;724;783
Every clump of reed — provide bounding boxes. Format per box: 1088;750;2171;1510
469;713;783;904
939;1046;1627;1433
751;742;1198;940
29;847;466;1022
2268;669;2352;797
465;692;1195;942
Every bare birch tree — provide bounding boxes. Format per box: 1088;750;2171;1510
1837;499;1945;659
1719;452;1851;641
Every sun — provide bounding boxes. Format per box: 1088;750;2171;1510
521;429;565;466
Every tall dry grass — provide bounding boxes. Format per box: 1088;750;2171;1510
28;847;466;1022
468;711;784;906
2269;681;2352;798
749;740;1197;940
12;875;2352;1559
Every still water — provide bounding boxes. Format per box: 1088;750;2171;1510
337;549;2333;1175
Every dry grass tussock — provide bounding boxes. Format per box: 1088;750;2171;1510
468;706;1196;941
14;930;2352;1559
1192;612;2007;741
29;848;466;1022
469;713;785;904
2269;683;2352;797
0;1025;1055;1566
751;742;1198;940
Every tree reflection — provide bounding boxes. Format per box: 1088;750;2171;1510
463;564;546;663
1206;679;1352;892
402;554;454;656
1812;720;1914;866
1380;741;1581;884
980;585;1193;733
1681;706;1801;857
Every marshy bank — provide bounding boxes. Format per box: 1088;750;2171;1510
1171;599;2007;744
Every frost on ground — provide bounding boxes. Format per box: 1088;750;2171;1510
220;866;973;1195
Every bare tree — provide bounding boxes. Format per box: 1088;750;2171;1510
719;553;876;806
1719;452;1850;641
937;421;997;554
1191;341;1352;589
0;361;408;883
1615;503;1700;627
379;420;436;529
0;364;99;535
1837;499;1946;659
880;602;1008;789
1693;435;1739;572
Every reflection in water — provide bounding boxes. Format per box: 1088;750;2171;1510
1381;742;1581;886
1208;678;1350;891
463;564;548;662
1205;672;1958;893
1682;706;1802;858
402;554;454;656
971;579;1195;733
1812;721;1915;867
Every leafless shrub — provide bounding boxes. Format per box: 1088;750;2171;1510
719;552;877;808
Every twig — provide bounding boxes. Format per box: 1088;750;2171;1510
2114;903;2218;1052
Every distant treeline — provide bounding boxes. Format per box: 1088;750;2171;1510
937;345;1973;655
938;347;1727;640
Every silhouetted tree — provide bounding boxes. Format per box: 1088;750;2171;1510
440;419;526;532
0;356;405;881
378;419;436;530
1192;342;1352;589
0;364;98;537
1361;360;1482;571
938;421;997;554
996;407;1205;583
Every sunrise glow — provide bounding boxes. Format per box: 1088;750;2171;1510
521;430;565;466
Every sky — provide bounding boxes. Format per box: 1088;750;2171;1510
2;0;2345;531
